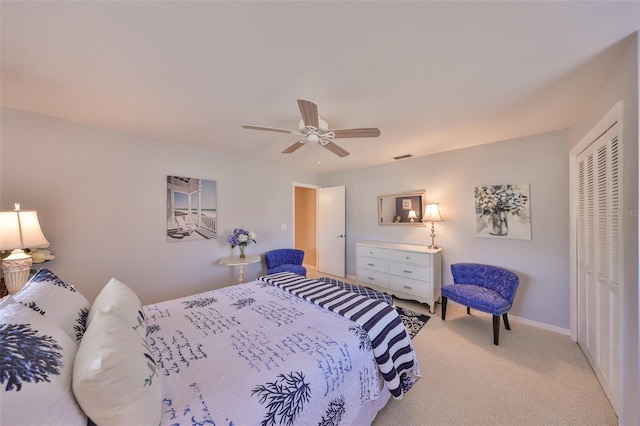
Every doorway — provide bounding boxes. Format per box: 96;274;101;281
294;185;318;271
293;184;346;277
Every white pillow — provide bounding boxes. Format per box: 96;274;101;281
73;310;162;426
0;300;87;425
14;268;90;344
87;277;147;338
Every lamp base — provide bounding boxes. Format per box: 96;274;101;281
428;222;440;250
1;249;33;295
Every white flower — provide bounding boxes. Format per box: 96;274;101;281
226;228;257;248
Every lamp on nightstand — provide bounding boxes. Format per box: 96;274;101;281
423;202;443;249
0;203;50;294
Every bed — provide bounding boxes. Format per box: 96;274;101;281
0;269;420;425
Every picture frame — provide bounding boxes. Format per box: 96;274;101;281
166;176;217;242
402;198;412;210
474;183;531;240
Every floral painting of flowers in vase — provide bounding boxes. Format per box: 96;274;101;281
475;184;531;240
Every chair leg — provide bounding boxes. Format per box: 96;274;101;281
441;296;447;320
493;315;500;345
466;307;471;315
502;313;510;330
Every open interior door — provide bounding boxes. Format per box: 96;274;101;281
317;186;346;277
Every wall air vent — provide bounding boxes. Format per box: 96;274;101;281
393;154;413;160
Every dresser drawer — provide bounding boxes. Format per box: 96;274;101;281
389;249;430;266
389;275;428;298
357;267;389;288
358;255;389;273
357;244;389;260
389;262;430;282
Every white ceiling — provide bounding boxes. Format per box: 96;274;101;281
1;1;638;174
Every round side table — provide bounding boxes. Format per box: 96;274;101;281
219;255;261;283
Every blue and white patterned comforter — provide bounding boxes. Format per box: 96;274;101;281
145;277;419;426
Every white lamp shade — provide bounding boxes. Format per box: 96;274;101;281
0;210;49;251
407;210;418;219
423;203;443;222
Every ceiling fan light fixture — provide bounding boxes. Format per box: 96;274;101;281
299;117;328;132
243;99;380;158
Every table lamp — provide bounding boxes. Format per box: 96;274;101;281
407;209;418;222
423;202;443;249
0;203;50;294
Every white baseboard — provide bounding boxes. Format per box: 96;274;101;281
509;314;570;336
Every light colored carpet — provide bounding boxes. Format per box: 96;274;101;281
307;271;617;426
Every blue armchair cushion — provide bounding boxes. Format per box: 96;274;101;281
442;263;519;316
264;249;306;276
441;284;511;316
267;264;307;276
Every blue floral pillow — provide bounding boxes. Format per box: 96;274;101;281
0;298;87;425
14;268;90;345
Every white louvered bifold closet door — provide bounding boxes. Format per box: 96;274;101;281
576;122;621;414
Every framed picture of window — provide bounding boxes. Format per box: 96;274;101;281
166;176;217;242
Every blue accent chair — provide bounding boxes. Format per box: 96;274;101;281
441;263;520;345
264;249;307;276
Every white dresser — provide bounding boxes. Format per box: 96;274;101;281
356;241;442;313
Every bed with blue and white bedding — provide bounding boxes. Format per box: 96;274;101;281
145;272;420;425
0;269;419;426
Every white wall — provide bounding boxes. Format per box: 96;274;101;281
569;33;638;426
0;108;320;304
321;130;570;329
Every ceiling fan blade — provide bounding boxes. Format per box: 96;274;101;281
242;125;295;134
322;141;350;157
332;128;381;138
282;140;307;154
297;99;319;129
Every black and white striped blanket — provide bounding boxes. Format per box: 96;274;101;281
258;272;421;399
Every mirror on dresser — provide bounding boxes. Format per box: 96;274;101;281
377;190;427;225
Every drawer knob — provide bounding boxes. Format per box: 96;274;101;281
368;263;375;267
368;277;375;281
403;270;412;274
403;285;413;289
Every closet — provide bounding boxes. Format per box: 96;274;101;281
575;118;621;414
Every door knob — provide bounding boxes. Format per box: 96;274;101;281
337;234;345;238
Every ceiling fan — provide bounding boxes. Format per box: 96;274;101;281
242;99;381;157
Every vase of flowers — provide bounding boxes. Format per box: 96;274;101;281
489;210;509;236
226;228;257;259
475;185;528;236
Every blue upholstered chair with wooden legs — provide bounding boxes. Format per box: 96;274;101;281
264;249;306;276
441;263;520;345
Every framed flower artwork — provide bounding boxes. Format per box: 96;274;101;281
474;183;531;240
